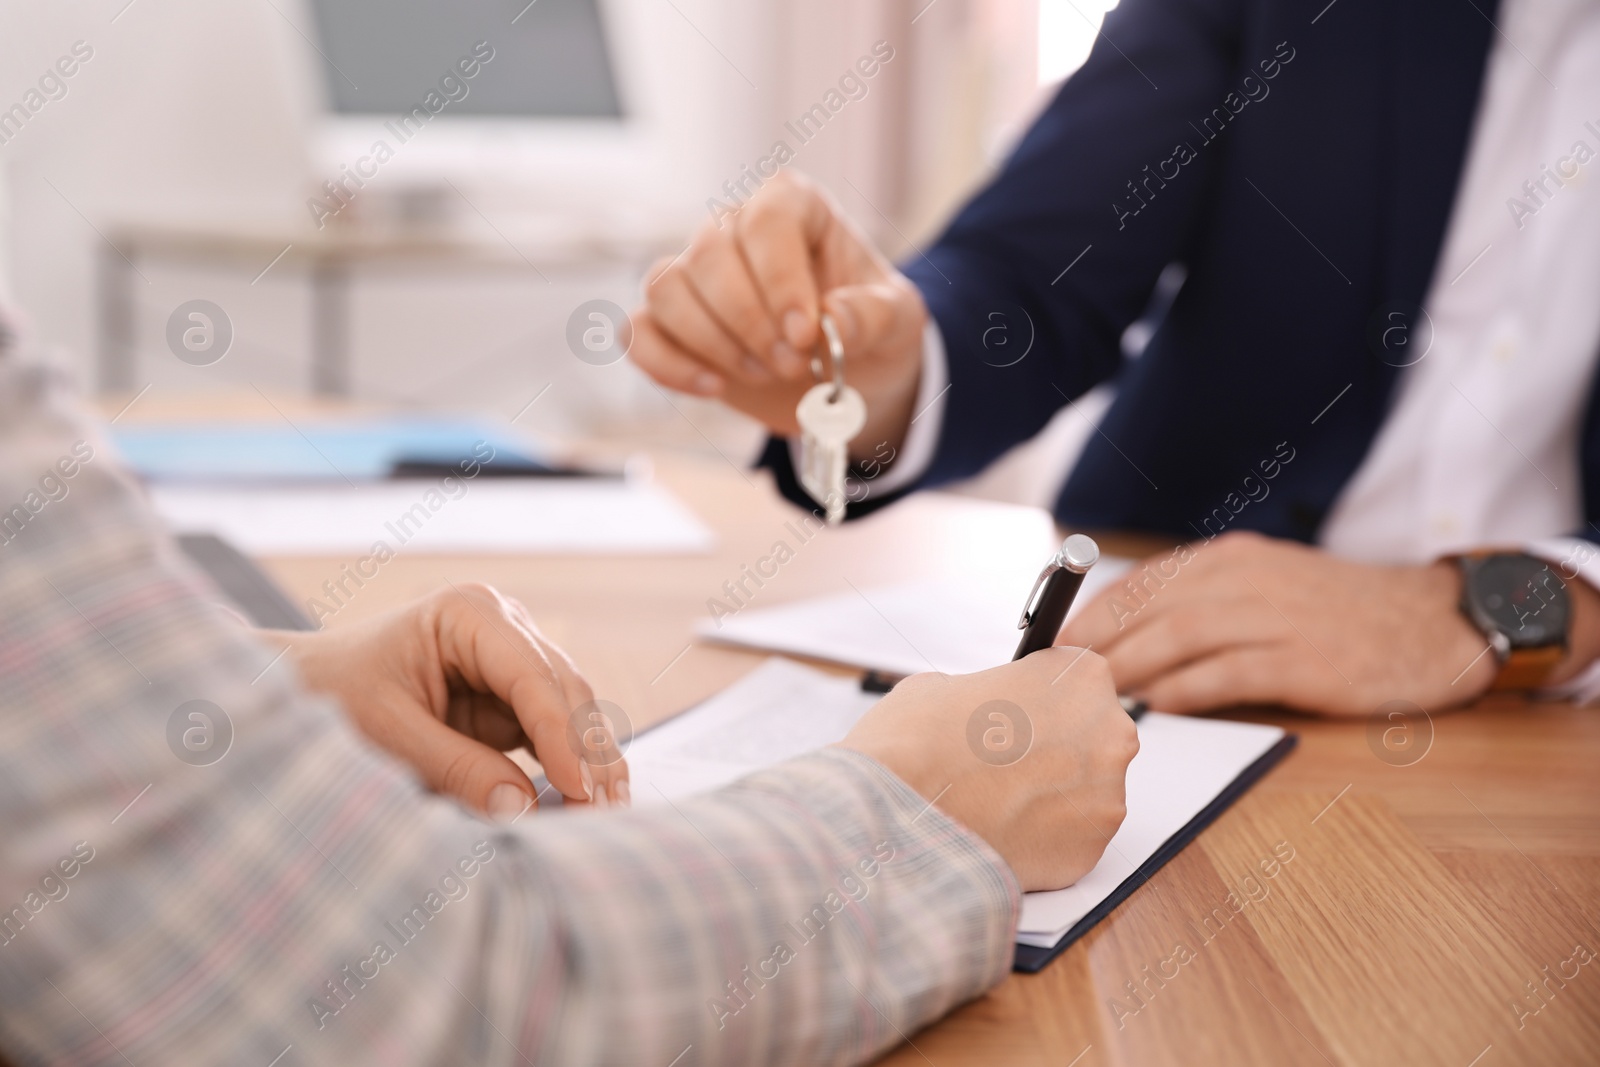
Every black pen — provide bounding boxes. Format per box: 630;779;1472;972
860;533;1142;718
1014;535;1147;720
1014;533;1100;660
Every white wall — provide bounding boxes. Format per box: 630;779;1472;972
1;0;310;374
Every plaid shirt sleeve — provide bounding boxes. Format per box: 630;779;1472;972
0;349;1021;1067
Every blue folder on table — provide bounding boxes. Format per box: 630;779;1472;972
111;417;550;482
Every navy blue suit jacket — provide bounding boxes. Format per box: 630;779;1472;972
764;0;1596;543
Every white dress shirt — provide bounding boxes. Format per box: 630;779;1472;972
860;0;1600;693
1319;0;1600;564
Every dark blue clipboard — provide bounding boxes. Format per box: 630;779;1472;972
1012;731;1298;973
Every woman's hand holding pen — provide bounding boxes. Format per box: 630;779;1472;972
840;648;1138;892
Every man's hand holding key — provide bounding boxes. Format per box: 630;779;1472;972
630;171;929;465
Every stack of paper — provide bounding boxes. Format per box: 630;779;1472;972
147;480;715;556
696;561;1132;677
625;658;1287;953
624;659;882;800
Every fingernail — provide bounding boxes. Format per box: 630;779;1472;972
487;783;529;823
740;355;772;381
693;371;723;395
593;788;611;811
772;342;805;379
783;310;810;347
614;779;631;808
578;761;595;801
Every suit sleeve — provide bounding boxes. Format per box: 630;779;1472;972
762;0;1248;511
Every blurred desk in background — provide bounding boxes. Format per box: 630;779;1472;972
97;222;671;397
99;394;1600;1066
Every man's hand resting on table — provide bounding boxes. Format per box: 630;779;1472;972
1059;531;1600;717
841;647;1138;892
267;583;627;820
630;171;928;462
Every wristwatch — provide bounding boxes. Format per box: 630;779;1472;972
1452;551;1571;691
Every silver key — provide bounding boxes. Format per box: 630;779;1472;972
796;313;866;525
797;381;867;524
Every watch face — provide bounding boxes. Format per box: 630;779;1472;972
1471;555;1571;647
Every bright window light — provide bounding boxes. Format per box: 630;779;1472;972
1038;0;1122;86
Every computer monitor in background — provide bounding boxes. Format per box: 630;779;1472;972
311;0;622;120
303;0;700;247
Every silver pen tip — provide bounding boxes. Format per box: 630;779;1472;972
1060;533;1100;572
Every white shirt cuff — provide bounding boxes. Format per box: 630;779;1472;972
1525;537;1600;703
786;319;949;503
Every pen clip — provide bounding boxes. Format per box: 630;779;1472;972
1017;560;1061;629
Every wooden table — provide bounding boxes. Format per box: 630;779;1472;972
225;445;1600;1066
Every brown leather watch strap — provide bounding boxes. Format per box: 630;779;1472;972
1490;643;1566;692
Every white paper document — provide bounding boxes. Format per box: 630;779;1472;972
696;560;1132;678
147;479;715;556
627;658;1287;950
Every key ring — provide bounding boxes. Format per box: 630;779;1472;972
813;313;846;402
